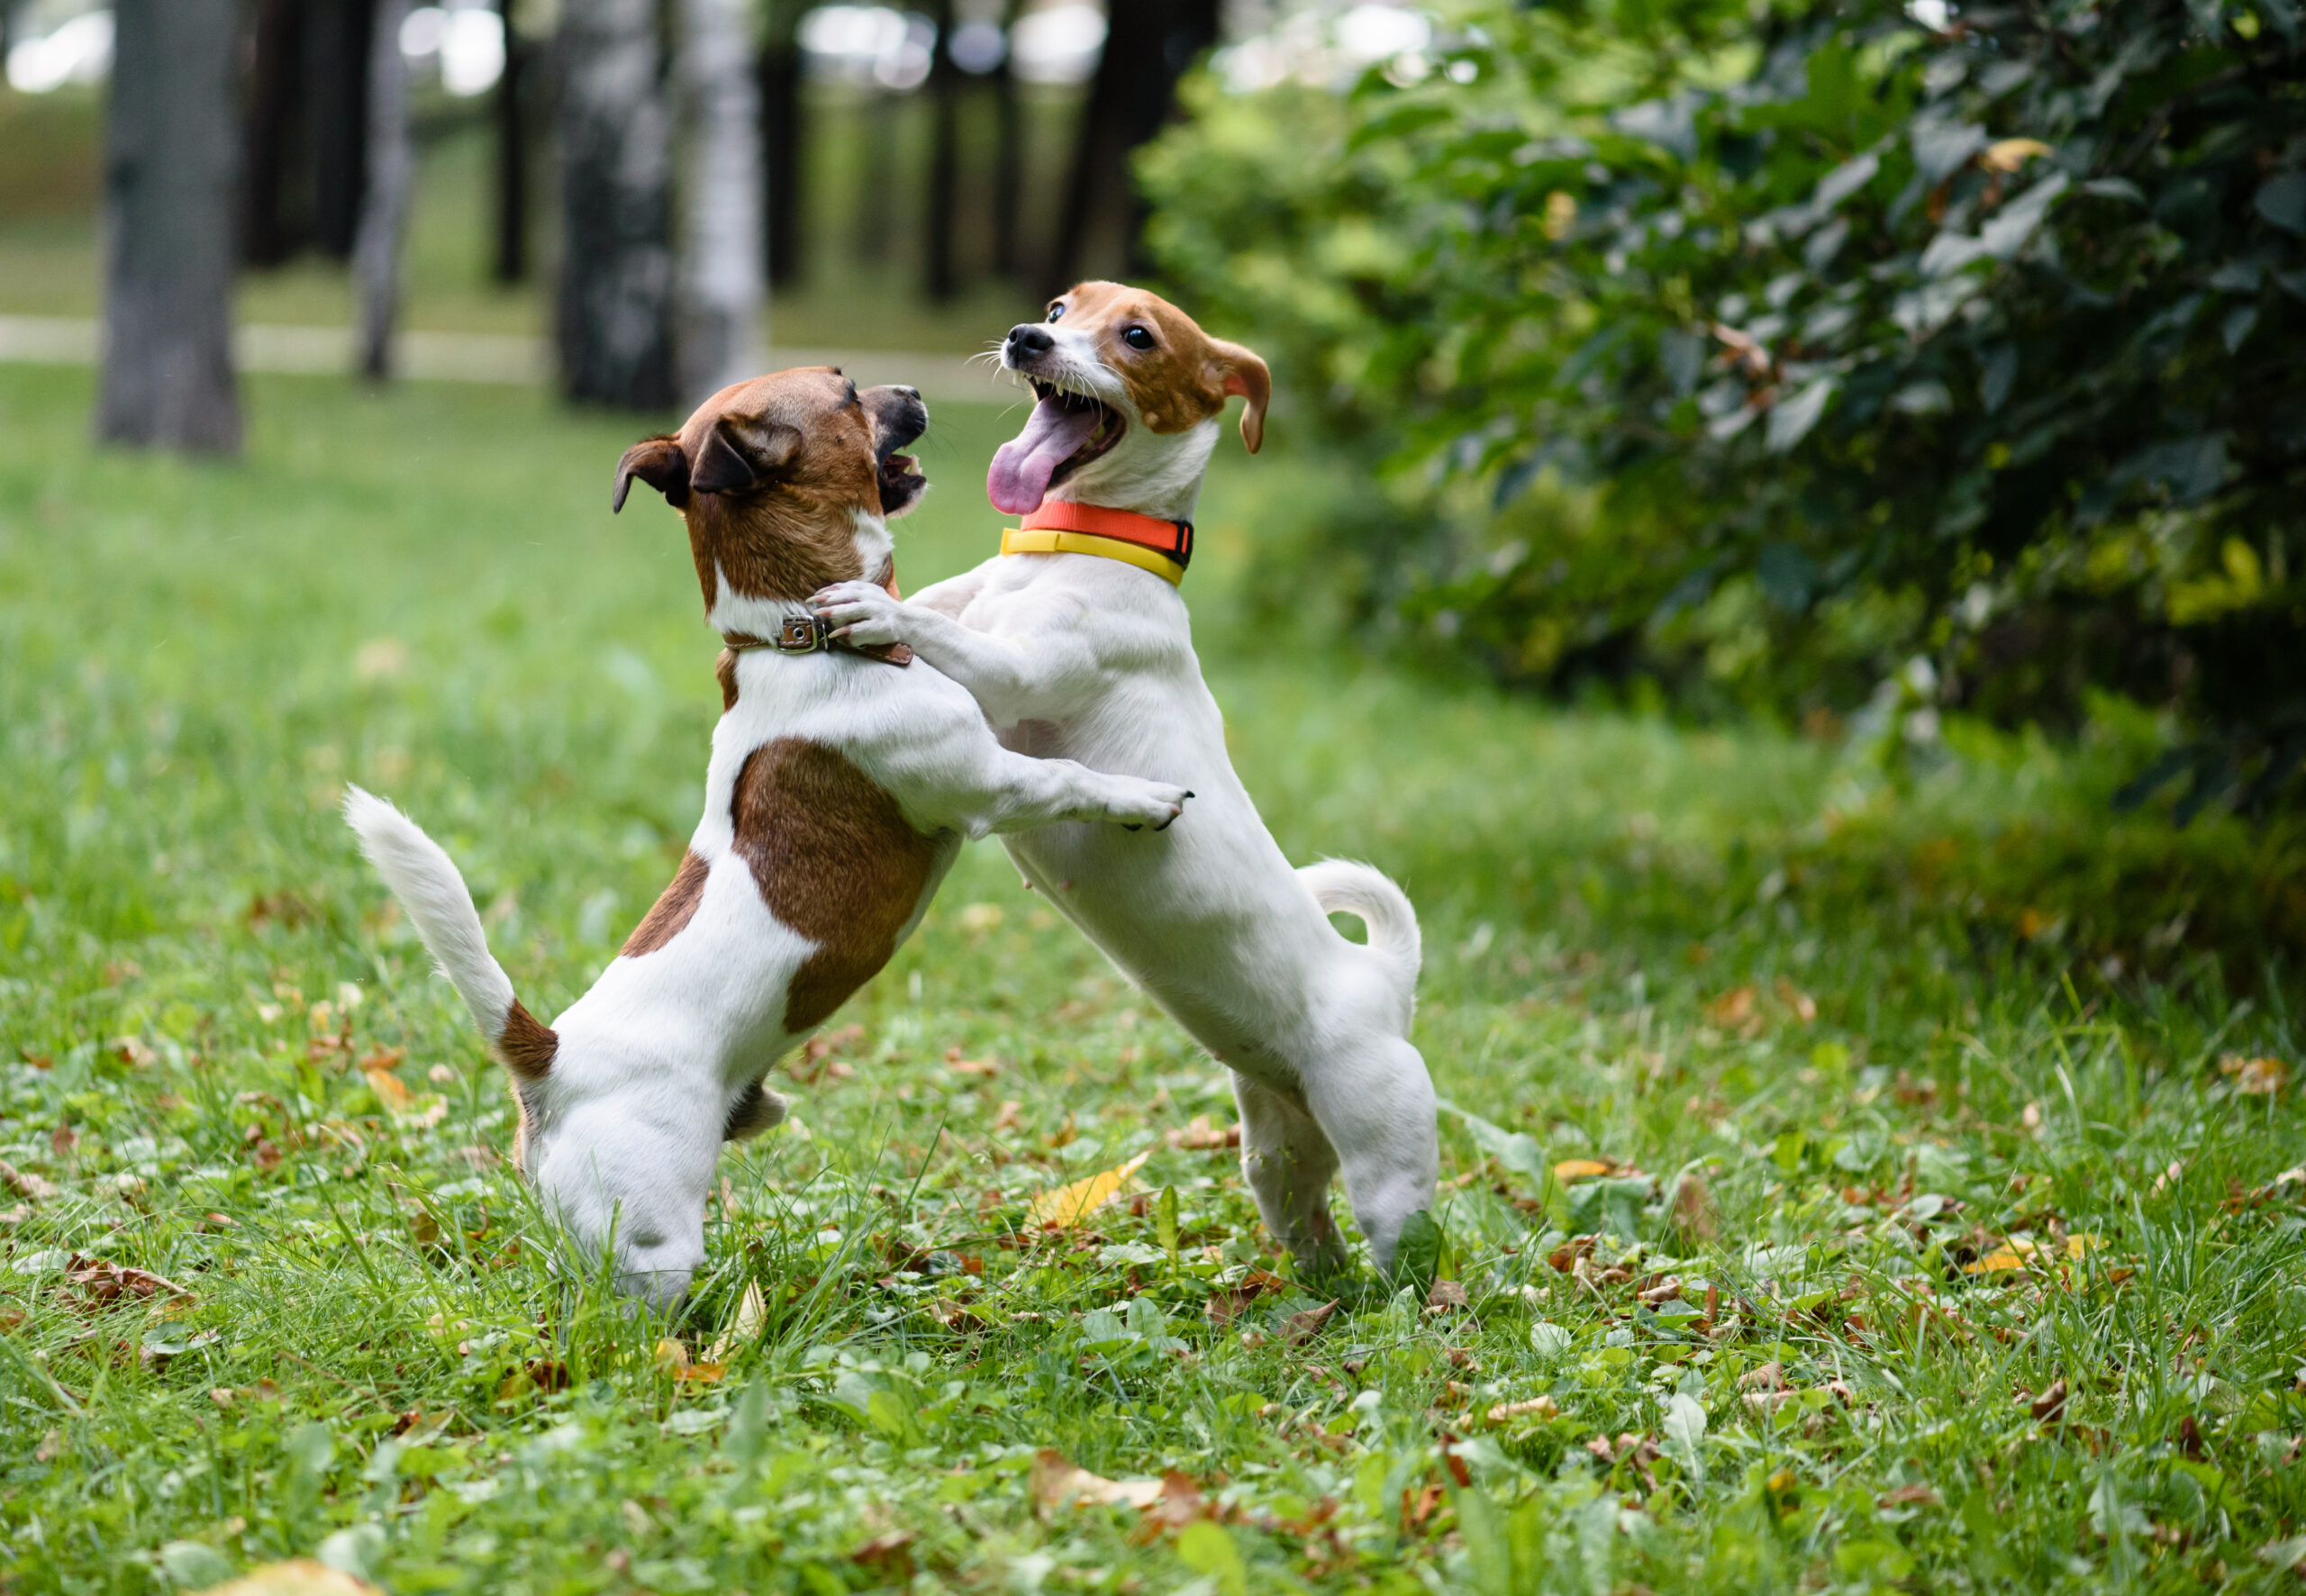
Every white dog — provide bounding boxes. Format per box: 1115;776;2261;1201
811;285;1438;1274
347;368;1191;1306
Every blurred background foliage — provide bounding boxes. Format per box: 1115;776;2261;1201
1144;0;2306;818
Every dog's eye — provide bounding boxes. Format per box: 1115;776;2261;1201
1046;304;1065;323
1122;326;1156;350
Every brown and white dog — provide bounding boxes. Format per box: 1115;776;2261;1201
809;287;1439;1275
347;367;1191;1306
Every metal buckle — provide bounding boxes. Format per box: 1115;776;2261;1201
774;615;827;654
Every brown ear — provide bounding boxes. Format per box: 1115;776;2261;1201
1211;340;1271;454
692;416;803;496
613;436;689;512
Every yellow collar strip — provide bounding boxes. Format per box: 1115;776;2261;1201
1001;527;1185;585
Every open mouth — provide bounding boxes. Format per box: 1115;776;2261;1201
987;382;1124;515
876;448;926;514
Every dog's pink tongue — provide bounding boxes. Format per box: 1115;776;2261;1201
988;396;1103;515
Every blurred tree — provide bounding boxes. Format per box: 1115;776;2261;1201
926;0;962;299
354;0;413;380
495;0;533;283
1049;0;1220;290
311;0;380;258
97;0;242;455
241;0;309;267
678;0;767;397
558;0;676;408
240;0;378;267
757;0;805;287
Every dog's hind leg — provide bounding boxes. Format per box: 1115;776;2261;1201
1301;1033;1439;1277
1232;1073;1346;1278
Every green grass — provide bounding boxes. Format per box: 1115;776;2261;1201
4;360;2306;1595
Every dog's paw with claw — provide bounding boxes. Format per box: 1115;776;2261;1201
1100;778;1193;831
808;581;906;648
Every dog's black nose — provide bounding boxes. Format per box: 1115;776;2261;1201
1007;324;1054;359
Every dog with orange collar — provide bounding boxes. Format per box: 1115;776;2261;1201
346;367;1193;1307
809;285;1438;1277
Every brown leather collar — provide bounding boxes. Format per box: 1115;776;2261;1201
722;614;912;667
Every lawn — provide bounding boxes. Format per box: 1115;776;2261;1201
3;361;2305;1595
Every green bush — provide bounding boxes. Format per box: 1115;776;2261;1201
1144;0;2306;810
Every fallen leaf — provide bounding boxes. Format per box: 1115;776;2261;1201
849;1531;916;1582
1165;1115;1240;1151
1031;1448;1165;1515
362;1067;413;1111
1672;1170;1718;1241
197;1561;381;1595
1552;1157;1611;1181
2023;1377;2069;1424
1879;1483;1942;1508
705;1281;768;1364
1774;978;1818;1023
1424;1279;1468;1315
1982;137;2052;172
1279;1300;1339;1345
2220;1054;2289;1095
1138;1470;1214;1534
1739;1363;1786;1392
1705;986;1757;1025
1028;1149;1149;1229
62;1256;194;1310
1203;1269;1288;1326
1486;1395;1558;1425
0;1158;58;1202
1962;1247;2030;1274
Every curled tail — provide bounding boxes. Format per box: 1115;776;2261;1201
343;786;557;1078
1299;858;1421;1020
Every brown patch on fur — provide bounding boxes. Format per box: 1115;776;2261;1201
622;850;711;957
496;1001;558;1080
716;647;740;711
1049;281;1270;450
729;738;940;1034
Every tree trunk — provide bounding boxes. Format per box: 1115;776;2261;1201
494;0;530;283
990;0;1022;277
97;0;242;456
676;0;766;401
558;0;676;410
1046;0;1219;293
758;2;803;287
241;0;309;268
923;0;960;301
353;0;413;380
309;0;377;259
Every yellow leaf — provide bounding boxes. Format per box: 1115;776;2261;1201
1982;138;2052;172
1962;1247;2029;1274
2065;1233;2102;1259
196;1562;381;1596
705;1280;767;1365
362;1066;413;1110
1552;1158;1611;1182
2220;1054;2289;1095
677;1361;727;1385
1028;1149;1149;1229
1030;1448;1164;1514
653;1338;690;1376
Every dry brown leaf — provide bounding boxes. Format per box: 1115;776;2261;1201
1165;1115;1240;1151
1705;986;1757;1025
1280;1300;1340;1345
1204;1269;1288;1327
0;1158;59;1202
362;1066;413;1110
2023;1377;2069;1424
849;1531;916;1581
1486;1395;1559;1425
1879;1483;1942;1508
1672;1171;1718;1241
1138;1470;1214;1534
1424;1279;1468;1314
2220;1054;2289;1095
197;1562;381;1596
1031;1448;1164;1516
1774;978;1818;1023
63;1256;194;1310
1027;1149;1148;1229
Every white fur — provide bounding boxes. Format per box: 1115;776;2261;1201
347;642;1189;1308
811;367;1440;1273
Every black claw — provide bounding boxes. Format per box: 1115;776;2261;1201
1184;791;1195;799
1122;823;1142;832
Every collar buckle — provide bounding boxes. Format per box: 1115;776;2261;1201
774;614;828;654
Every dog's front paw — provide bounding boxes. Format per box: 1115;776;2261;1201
1104;778;1194;832
809;581;904;648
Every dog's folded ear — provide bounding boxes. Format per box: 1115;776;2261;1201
1210;340;1271;455
613;435;690;512
691;416;803;496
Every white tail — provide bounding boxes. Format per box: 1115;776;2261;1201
1299;858;1421;1019
344;785;517;1041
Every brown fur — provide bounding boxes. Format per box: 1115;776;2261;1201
728;738;941;1033
1048;282;1271;451
496;1001;558;1081
622;850;711;957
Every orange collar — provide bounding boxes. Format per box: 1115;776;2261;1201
1001;502;1194;583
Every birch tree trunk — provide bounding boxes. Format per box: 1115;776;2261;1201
558;0;676;409
96;0;242;455
676;0;766;402
354;0;414;381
